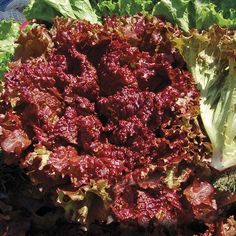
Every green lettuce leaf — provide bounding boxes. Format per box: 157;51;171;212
91;0;155;18
0;21;20;80
152;0;193;32
152;0;236;31
70;0;100;23
90;0;116;18
24;0;98;23
194;0;236;30
172;25;236;170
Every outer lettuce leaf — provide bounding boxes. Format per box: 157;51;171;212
24;0;98;23
172;26;236;170
24;0;59;22
0;21;20;80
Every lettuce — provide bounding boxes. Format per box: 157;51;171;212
24;0;98;23
173;26;236;170
0;21;20;80
91;0;236;31
23;0;236;31
1;15;212;225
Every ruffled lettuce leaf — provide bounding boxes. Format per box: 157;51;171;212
0;21;20;80
194;0;236;30
24;0;98;23
91;0;155;18
172;26;236;170
13;25;53;63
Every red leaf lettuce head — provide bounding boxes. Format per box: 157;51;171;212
0;15;213;227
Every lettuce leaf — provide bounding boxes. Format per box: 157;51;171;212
0;21;20;80
152;0;193;32
194;0;236;30
24;0;98;23
91;0;155;18
172;25;236;170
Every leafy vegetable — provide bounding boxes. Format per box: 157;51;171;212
173;25;236;170
0;15;212;226
0;21;20;80
24;0;98;23
91;0;236;31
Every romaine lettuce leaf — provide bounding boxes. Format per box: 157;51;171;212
172;25;236;170
24;0;98;23
0;21;20;80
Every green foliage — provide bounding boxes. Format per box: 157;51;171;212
91;0;236;31
0;21;20;80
